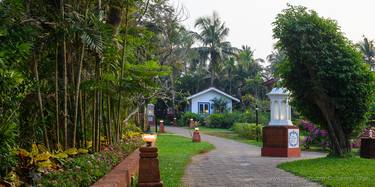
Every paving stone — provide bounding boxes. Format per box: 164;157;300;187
167;127;326;187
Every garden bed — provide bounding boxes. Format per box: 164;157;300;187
39;139;143;187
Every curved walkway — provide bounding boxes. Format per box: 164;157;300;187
167;127;326;187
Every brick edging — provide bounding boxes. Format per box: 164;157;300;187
91;148;140;187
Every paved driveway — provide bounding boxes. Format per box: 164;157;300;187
167;127;326;187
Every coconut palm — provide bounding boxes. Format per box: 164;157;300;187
357;36;375;70
192;11;236;86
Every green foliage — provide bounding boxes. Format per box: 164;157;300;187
273;5;375;144
0;0;34;177
278;157;375;187
157;134;214;187
178;112;204;126
197;126;263;147
233;123;263;140
206;112;242;128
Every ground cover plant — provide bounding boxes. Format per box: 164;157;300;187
157;134;214;187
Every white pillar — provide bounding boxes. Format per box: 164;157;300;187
278;99;282;120
270;100;274;120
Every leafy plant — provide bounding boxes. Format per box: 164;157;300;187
206;112;241;128
233;123;263;140
178;112;204;126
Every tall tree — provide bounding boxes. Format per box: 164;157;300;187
193;11;235;87
273;5;375;156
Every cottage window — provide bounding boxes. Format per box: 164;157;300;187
198;102;210;114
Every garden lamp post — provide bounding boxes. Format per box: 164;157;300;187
255;105;259;142
261;87;301;157
192;127;201;142
159;120;165;133
138;133;163;187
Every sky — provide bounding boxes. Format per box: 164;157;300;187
170;0;375;60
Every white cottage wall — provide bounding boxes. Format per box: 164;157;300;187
191;90;233;114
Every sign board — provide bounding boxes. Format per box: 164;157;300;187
288;129;299;148
147;104;155;117
147;116;154;122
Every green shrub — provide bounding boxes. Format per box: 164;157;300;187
233;123;263;140
206;112;241;128
178;112;204;126
206;113;224;128
0;122;18;177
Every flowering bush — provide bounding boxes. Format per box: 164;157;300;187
298;120;329;150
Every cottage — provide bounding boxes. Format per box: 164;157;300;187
187;87;240;115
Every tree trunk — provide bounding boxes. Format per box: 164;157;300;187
314;94;351;156
92;92;97;151
117;3;130;142
111;98;117;144
61;0;69;150
73;45;85;148
94;55;101;152
34;57;50;150
63;39;68;150
305;63;351;156
107;95;112;145
80;91;85;147
55;45;60;146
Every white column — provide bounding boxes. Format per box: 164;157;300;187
278;99;282;120
270;100;274;120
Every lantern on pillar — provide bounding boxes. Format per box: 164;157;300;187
268;88;292;126
261;88;301;157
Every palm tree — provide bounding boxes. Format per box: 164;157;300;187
266;50;286;77
357;36;375;70
193;11;235;87
223;56;236;94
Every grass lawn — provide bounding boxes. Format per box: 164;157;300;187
196;126;263;147
278;156;375;187
156;133;214;187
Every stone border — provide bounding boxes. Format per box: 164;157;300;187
91;148;140;187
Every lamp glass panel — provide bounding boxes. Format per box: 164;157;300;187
273;100;279;120
280;101;286;120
